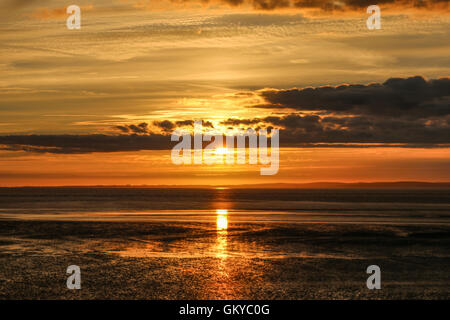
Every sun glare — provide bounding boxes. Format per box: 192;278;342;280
214;147;229;155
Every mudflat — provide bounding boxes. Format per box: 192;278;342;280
1;217;449;299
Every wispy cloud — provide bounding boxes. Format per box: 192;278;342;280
29;5;94;20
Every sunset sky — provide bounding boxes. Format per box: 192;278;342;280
0;0;449;186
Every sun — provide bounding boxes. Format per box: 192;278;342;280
214;147;229;155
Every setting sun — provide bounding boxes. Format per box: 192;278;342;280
214;148;229;155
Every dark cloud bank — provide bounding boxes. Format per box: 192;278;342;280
185;0;448;11
240;75;450;145
1;0;447;15
256;76;450;119
0;76;448;154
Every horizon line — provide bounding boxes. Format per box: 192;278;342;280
1;181;450;189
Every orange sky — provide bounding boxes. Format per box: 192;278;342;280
0;1;449;186
0;147;448;186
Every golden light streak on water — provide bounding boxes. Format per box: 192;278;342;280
216;209;228;230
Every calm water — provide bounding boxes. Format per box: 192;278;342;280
0;187;449;224
0;187;449;211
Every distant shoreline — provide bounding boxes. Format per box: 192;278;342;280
1;182;450;189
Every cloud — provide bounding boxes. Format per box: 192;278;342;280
0;0;44;18
1;75;448;153
1;112;448;154
152;120;175;133
221;112;450;144
1;109;448;154
0;134;171;154
221;118;262;126
29;5;93;20
114;122;150;134
220;75;450;145
174;120;214;128
29;7;67;20
256;76;450;120
113;120;214;135
209;13;306;26
157;0;449;12
0;0;39;10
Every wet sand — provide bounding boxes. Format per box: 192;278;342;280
1;214;449;299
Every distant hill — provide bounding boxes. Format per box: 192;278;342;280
122;181;450;189
224;182;450;189
6;181;449;189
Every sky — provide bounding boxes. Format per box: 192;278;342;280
0;0;449;186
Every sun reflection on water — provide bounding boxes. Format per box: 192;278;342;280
216;209;228;231
215;209;228;259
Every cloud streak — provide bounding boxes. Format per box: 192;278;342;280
0;134;170;154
